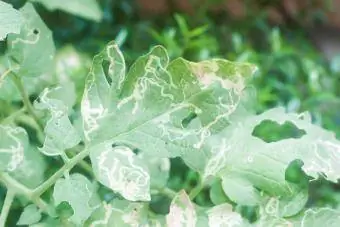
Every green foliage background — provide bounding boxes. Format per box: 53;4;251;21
1;0;340;225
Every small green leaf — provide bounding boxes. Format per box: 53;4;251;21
7;3;55;78
0;1;23;40
53;174;98;225
17;204;42;226
89;144;151;201
31;0;103;22
0;125;28;172
34;87;81;156
166;190;197;227
221;175;261;206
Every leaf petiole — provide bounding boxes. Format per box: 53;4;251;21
10;72;44;131
0;189;15;227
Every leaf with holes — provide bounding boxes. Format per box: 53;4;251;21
0;1;23;40
81;42;255;175
205;107;340;214
0;125;28;172
53;174;99;225
6;3;55;78
34;87;80;156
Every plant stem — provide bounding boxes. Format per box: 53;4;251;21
0;190;15;227
67;149;94;177
32;147;90;197
0;173;54;216
159;187;177;199
189;181;204;200
0;107;26;125
10;73;44;131
0;173;32;196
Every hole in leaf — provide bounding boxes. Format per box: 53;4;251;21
285;159;309;185
33;29;39;35
181;112;197;128
55;201;74;219
252;120;306;143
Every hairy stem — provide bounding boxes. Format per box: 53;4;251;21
10;73;44;131
32;147;90;197
0;173;32;196
0;190;15;227
0;173;51;215
67;149;94;177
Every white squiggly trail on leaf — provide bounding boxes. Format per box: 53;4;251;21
117;54;176;115
91;143;150;201
82;77;108;140
10;25;40;46
89;202;113;227
203;139;230;180
0;126;26;171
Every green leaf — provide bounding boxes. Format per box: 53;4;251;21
7;3;55;78
204;107;340;211
0;1;23;40
31;0;103;22
221;174;261;206
53;174;98;225
166;190;197;227
46;82;77;113
89;144;151;201
17;204;42;226
81;42;255;175
34;87;81;156
0;125;28;172
9;146;46;188
0;57;53;101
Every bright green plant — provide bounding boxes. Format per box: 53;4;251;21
149;14;218;60
1;2;340;227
